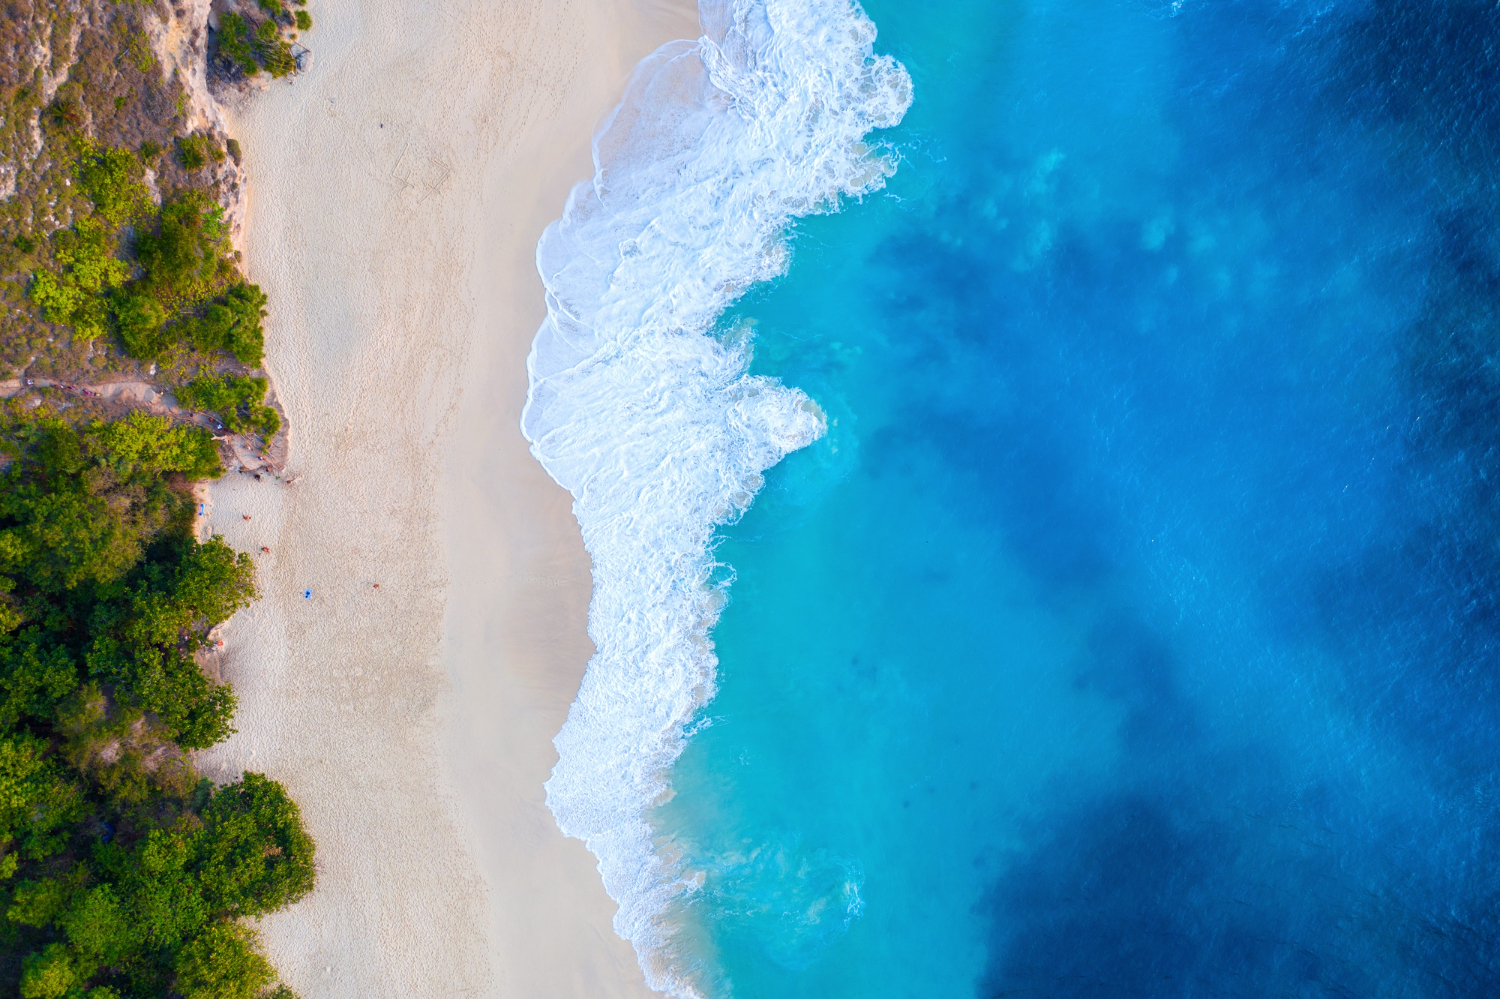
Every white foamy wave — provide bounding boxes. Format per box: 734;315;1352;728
522;1;910;993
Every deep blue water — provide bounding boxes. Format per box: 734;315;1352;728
649;0;1500;995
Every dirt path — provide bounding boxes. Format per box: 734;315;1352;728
0;375;287;474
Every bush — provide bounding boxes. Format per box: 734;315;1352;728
0;633;78;731
182;282;268;365
215;14;259;76
255;19;297;78
91;410;223;480
294;9;311;30
0;416;223;596
131;190;234;309
119;645;238;749
0;410;315;995
30;218;128;340
173;922;274;999
176;134;212;171
56;885;131;966
177;373;279;437
111;287;169;359
0;735;86;861
76;146;147;227
197;773;315;914
25;152;252;359
43;98;81;133
109;189;256;363
18;942;76;998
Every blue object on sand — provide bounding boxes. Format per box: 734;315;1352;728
304;590;311;599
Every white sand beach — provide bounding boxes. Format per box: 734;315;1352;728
196;0;699;994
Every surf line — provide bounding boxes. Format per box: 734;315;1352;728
522;1;912;993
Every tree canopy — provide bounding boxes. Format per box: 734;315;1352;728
0;411;312;997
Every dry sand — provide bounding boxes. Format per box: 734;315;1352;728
197;0;699;995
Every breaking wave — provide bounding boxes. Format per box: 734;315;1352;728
521;1;910;992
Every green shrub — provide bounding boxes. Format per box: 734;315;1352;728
177;373;279;437
196;773;315;914
176;133;212;171
0;409;316;988
56;885;131;965
42;98;81;133
131;190;234;309
91;410;224;480
7;876;73;929
138;139;160;160
76;145;147;226
294;9;311;30
107;190;250;362
216;14;259;76
0;735;85;861
30;217;128;340
111;287;169;359
0;632;78;730
84;186;263;365
18;942;76;998
255;19;297;78
118;645;238;749
173;922;274;999
182;282;268;365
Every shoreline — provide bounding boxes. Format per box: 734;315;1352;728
198;0;698;994
438;0;699;993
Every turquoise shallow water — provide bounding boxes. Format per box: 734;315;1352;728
645;0;1500;995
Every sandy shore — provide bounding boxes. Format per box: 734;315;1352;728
197;0;698;995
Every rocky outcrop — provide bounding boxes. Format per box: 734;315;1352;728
143;0;248;242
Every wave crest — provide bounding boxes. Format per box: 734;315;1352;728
522;1;910;992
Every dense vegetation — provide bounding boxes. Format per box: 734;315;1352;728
0;2;316;996
0;404;311;997
31;141;268;376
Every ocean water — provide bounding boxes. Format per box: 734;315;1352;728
524;0;1500;996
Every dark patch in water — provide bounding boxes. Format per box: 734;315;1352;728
977;784;1500;999
972;2;1500;995
1304;209;1500;767
1334;0;1500;170
1073;615;1196;752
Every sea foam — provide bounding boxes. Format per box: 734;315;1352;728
522;1;910;992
